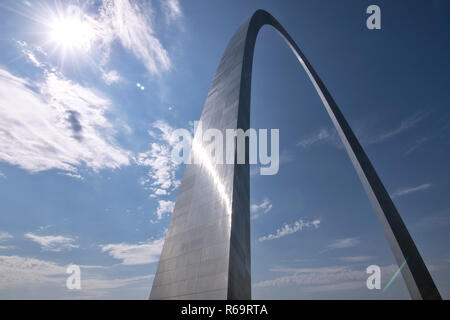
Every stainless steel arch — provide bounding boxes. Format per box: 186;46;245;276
150;9;441;300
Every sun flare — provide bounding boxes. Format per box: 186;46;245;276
48;6;94;53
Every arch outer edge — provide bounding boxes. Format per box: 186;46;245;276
150;9;441;300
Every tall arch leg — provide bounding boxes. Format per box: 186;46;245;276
150;10;441;300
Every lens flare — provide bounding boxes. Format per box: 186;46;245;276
48;5;94;53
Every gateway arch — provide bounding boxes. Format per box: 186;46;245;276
149;10;441;300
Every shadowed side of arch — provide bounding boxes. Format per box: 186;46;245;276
150;10;441;300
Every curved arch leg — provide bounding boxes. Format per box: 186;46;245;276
150;10;441;300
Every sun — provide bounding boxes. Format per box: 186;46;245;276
50;18;92;51
48;6;95;53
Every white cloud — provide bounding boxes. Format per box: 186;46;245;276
0;171;5;179
0;232;12;241
0;255;154;296
25;1;176;76
17;40;45;68
22;49;42;67
254;266;364;288
100;237;164;265
0;232;13;249
327;237;360;250
160;0;183;24
251;198;273;220
79;274;154;292
412;212;450;232
297;128;331;148
302;280;366;293
25;233;79;252
367;114;424;145
98;0;171;75
136;121;183;198
392;183;431;198
59;172;84;180
296;113;425;150
101;69;122;85
0;255;66;288
253;264;398;292
156;200;175;220
0;67;130;174
337;256;375;263
258;219;320;242
279;149;295;164
405;137;429;155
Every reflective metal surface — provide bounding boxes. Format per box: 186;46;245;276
150;10;441;300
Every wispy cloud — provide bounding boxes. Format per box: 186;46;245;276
391;183;431;199
365;113;424;145
253;264;398;292
0;255;66;288
25;233;78;252
0;232;13;248
411;208;450;233
101;69;122;85
337;256;375;263
98;0;172;75
296;114;424;151
0;67;130;175
327;237;360;250
0;255;153;297
58;172;84;180
258;219;320;242
254;266;365;289
0;171;5;179
100;237;164;265
296;128;334;148
21;0;179;76
77;274;154;294
405;137;429;155
0;232;12;241
251;198;273;220
136;121;183;198
160;0;183;24
155;200;175;220
17;41;44;68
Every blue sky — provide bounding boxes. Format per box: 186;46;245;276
0;0;449;299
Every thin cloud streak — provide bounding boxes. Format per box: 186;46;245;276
253;264;398;293
100;238;164;265
297;128;335;148
391;183;431;198
251;198;273;220
0;232;12;241
24;233;78;252
337;256;375;263
365;113;425;145
327;237;360;250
